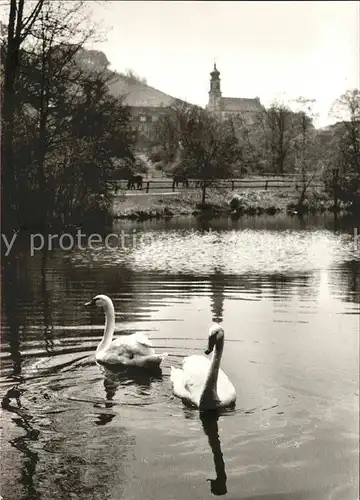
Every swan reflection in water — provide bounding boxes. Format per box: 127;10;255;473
200;409;228;496
96;364;227;495
94;362;163;425
102;364;163;400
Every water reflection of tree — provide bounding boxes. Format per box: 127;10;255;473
207;272;313;306
99;364;163;405
2;247;317;342
209;270;226;323
264;273;311;301
329;260;360;304
40;247;54;351
31;405;134;500
2;366;136;499
61;263;141;326
200;410;227;496
1;386;41;500
1;249;55;500
1;256;24;377
1;250;143;331
1;256;31;498
2;249;56;360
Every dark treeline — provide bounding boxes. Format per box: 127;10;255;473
1;0;137;233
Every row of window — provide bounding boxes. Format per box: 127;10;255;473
137;115;159;123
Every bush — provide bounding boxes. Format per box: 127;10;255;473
229;194;242;211
149;150;164;163
154;161;164;171
134;156;149;174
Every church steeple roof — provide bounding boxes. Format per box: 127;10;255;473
210;63;220;78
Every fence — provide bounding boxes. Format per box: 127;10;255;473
110;175;324;194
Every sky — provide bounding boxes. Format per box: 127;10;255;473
1;1;358;127
86;1;359;127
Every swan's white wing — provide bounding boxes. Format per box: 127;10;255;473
170;355;210;406
182;355;210;392
97;332;166;367
170;367;191;401
216;369;236;405
171;355;236;407
131;332;153;348
183;355;235;395
111;333;155;357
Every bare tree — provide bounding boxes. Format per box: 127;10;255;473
229;112;264;175
154;103;239;203
263;102;293;174
2;0;45;229
124;68;147;85
327;89;360;212
330;89;360;173
291;97;322;204
29;1;99;227
1;0;103;229
182;110;239;204
154;99;199;165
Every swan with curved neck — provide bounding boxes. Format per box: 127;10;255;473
170;324;236;410
85;294;167;368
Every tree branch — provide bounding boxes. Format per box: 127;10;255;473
20;0;44;42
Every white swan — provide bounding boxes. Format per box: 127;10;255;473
85;294;168;368
170;324;236;410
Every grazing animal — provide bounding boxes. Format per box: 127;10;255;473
172;174;189;189
85;294;167;368
127;175;143;190
170;324;236;410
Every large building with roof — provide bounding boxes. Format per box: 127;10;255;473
107;64;265;147
206;63;264;123
108;74;183;146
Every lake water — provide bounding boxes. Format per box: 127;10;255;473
1;215;359;500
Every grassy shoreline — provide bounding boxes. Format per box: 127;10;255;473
112;187;347;221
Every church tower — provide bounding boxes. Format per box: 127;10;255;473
208;63;221;111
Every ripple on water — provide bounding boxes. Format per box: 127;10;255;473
0;220;358;500
67;228;356;276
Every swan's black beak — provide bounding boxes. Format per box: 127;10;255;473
85;298;95;307
205;335;216;355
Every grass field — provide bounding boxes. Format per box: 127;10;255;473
111;184;322;219
111;158;330;219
